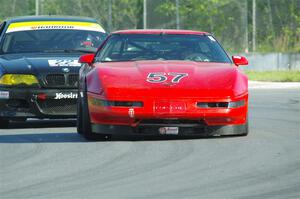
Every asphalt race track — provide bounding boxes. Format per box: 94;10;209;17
0;83;299;199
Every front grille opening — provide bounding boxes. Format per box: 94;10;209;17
110;101;143;107
37;99;77;115
197;102;229;108
139;119;205;127
45;74;79;88
68;74;79;87
46;74;65;86
90;98;143;107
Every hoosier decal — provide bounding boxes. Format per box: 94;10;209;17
54;92;78;100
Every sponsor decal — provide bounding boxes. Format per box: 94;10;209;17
48;59;81;67
54;92;78;100
159;127;179;135
31;25;74;30
0;91;9;99
6;21;105;33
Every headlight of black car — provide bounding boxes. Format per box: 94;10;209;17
0;74;39;87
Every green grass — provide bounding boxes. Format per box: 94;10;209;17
244;71;300;82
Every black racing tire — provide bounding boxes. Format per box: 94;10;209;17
76;92;83;135
81;86;95;140
0;118;9;128
79;83;111;141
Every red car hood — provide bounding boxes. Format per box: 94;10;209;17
88;60;248;99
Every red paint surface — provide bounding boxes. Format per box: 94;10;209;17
87;60;248;126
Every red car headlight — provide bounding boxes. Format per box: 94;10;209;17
197;99;245;108
228;99;246;108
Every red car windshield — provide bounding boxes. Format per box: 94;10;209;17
97;34;231;63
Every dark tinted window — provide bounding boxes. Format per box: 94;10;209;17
1;29;106;54
0;22;6;36
96;34;231;63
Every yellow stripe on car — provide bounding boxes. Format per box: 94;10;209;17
7;21;105;33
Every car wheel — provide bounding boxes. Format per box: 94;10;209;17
0;118;9;128
80;87;96;140
80;84;111;141
76;93;83;135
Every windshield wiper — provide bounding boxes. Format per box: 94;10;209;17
64;48;97;53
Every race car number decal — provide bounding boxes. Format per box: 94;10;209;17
48;59;81;67
147;72;188;83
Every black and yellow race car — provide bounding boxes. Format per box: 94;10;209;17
0;16;107;128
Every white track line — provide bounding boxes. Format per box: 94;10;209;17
249;81;300;89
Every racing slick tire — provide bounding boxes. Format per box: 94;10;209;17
77;84;110;141
77;88;95;140
76;95;83;135
0;118;9;128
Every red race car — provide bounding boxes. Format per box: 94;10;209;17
77;29;249;140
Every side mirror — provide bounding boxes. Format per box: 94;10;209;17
79;54;95;65
232;55;248;66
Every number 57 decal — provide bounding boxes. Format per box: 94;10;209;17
147;72;188;83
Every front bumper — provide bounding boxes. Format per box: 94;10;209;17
0;87;78;119
88;92;248;134
91;123;248;136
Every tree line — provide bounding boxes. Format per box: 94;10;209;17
0;0;299;53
